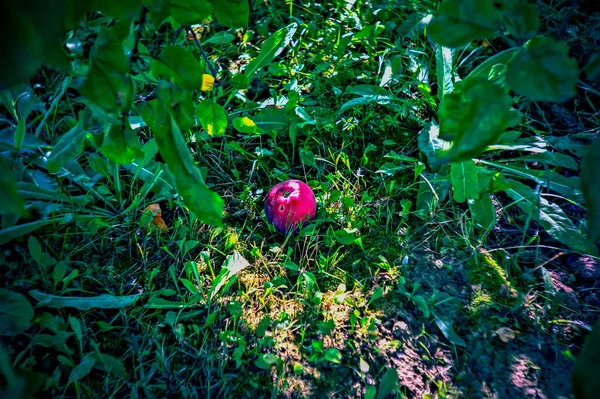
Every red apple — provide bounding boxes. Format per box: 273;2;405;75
264;179;317;234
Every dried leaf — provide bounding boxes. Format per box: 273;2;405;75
495;327;516;343
143;204;168;231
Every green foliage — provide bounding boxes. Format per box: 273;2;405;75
581;138;600;242
0;289;34;336
573;319;600;399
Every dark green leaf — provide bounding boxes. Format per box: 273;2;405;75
143;83;223;226
196;99;228;137
244;23;297;77
91;352;127;378
76;26;133;113
376;368;399;399
0;158;24;215
334;228;356;245
500;2;539;40
505;180;597;254
151;46;204;91
0;289;34;336
100;122;144;164
47;123;86;173
450;160;479;202
584;52;600;81
29;290;141;310
581;138;600;242
170;0;211;25
437;78;520;163
506;37;578;102
433;313;466;346
233;116;262;134
436;46;454;101
67;355;95;386
573;319;600;399
418;122;451;169
208;0;249;28
428;0;500;48
469;194;497;230
324;348;342;364
0;218;61;245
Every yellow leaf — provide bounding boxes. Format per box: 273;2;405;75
201;74;215;91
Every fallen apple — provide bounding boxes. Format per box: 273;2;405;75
264;179;317;234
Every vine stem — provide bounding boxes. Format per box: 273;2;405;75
184;25;219;82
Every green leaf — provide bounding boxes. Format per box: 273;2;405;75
433;313;466;346
170;0;211;25
469;195;497;230
196;99;228;137
436;46;454;101
418;122;451;169
506;37;578;102
143;83;223;226
376;368;399;399
254;353;279;369
203;31;236;45
67;355;95;386
466;47;519;82
76;26;133;113
0;218;62;246
47;123;86;173
334;228;356;245
580;137;600;242
52;261;67;287
500;2;539;40
412;295;430;318
450;160;479;203
100;122;144;164
233;116;262;134
151;46;204;91
505;180;597;254
28;290;141;310
207;0;249;28
0;289;34;336
244;23;297;77
584;52;600;81
428;0;500;48
0;158;24;215
324;348;342;364
437;78;520;163
90;352;127;378
573;319;600;399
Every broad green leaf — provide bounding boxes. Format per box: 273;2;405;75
14;118;25;150
469;195;496;230
0;158;24;215
143;83;223;226
208;0;249;28
340;85;402;113
76;26;133;113
436;46;454;101
91;352;127;378
376;368;399;399
0;289;34;336
428;0;500;48
254;107;289;133
47;123;86;173
28;290;141;310
151;46;204;91
412;295;430;318
506;37;578;102
500;2;539;40
196;99;228;137
67;355;95;386
0;1;71;90
0;218;61;246
203;31;236;45
233;116;262;134
480;160;583;203
324;348;342;364
581;137;600;242
170;0;211;26
437;78;520;163
505;180;596;254
244;23;297;77
433;313;466;346
573;319;600;399
100;122;144;164
418;122;451;169
52;261;67;287
334;228;356;245
584;52;600;81
466;47;519;82
450;160;479;203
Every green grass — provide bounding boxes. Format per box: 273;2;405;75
1;0;600;398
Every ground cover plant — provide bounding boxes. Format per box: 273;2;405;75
1;0;600;397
